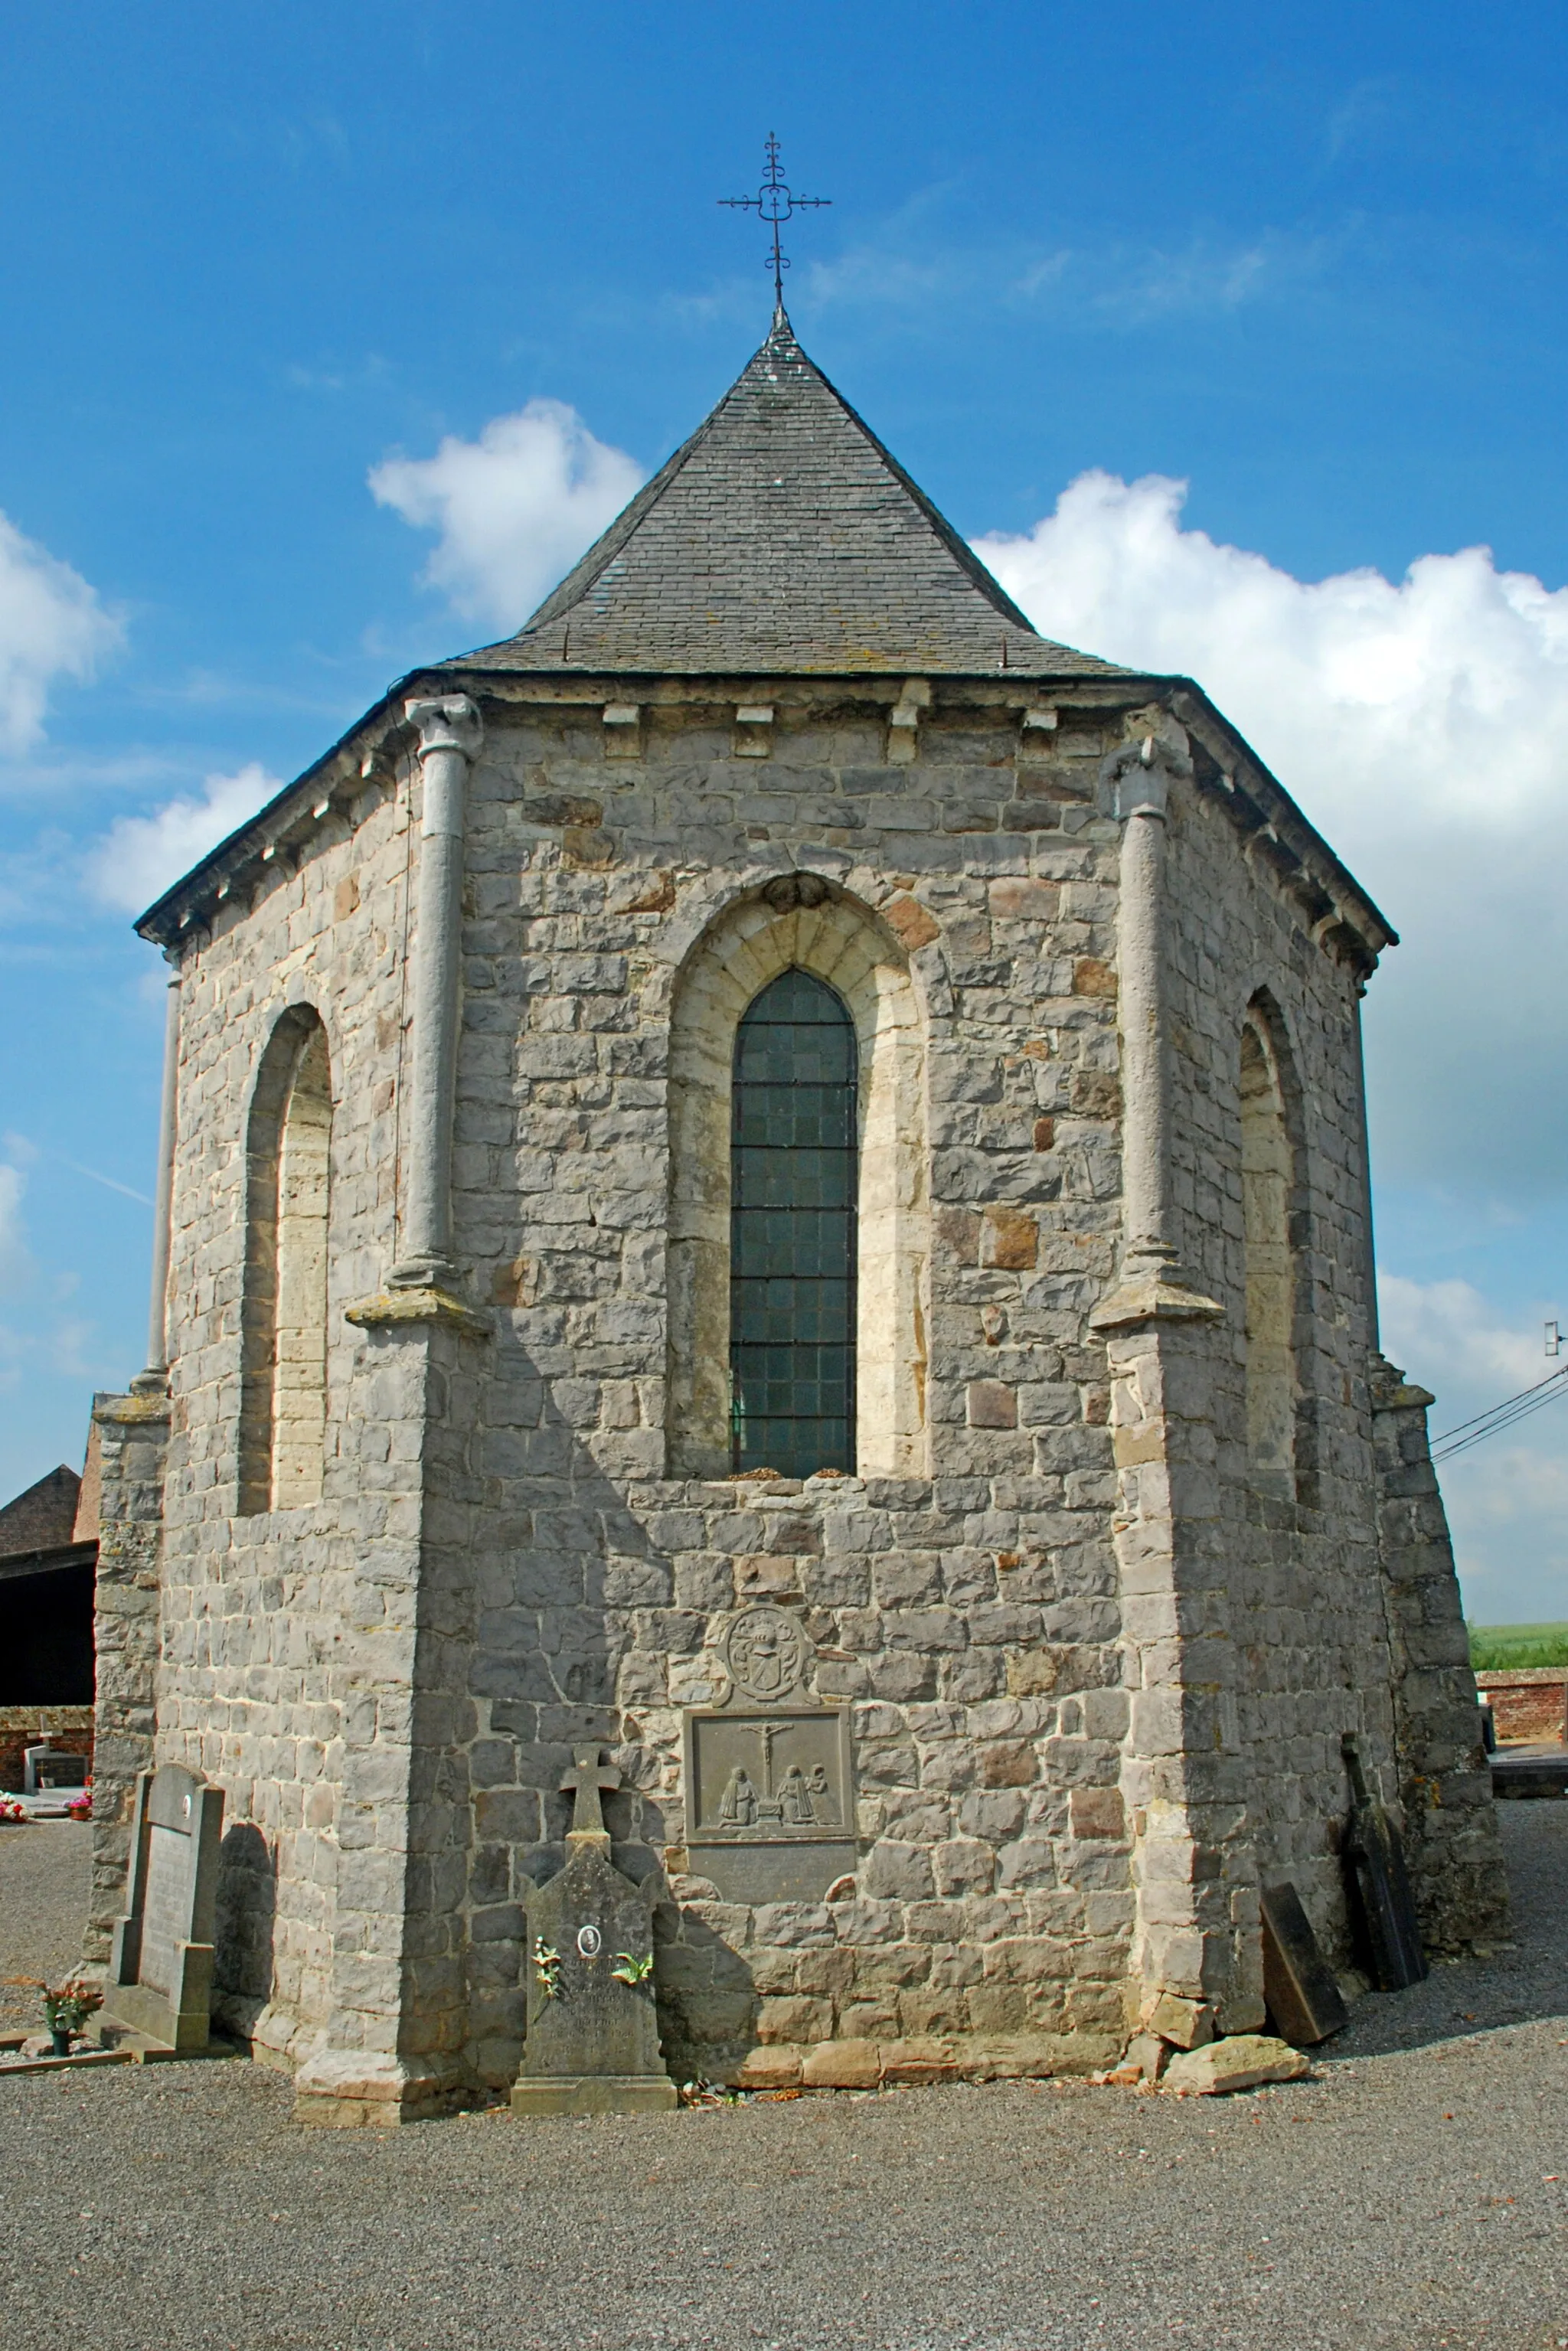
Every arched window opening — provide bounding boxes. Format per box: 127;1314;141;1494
240;1008;332;1514
1240;1017;1295;1497
730;969;858;1479
668;884;926;1481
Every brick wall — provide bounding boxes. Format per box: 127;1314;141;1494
0;1705;94;1791
1476;1670;1568;1745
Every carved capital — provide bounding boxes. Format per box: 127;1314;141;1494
403;694;484;763
1100;718;1193;821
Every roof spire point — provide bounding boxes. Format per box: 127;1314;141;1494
720;134;831;318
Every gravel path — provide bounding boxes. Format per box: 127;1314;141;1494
0;1819;92;2033
0;1807;1563;2351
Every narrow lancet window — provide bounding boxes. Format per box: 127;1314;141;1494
1240;1017;1295;1497
730;968;857;1478
240;1008;332;1513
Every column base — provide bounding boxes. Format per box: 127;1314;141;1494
292;2049;466;2127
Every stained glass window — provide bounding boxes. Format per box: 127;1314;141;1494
730;968;858;1478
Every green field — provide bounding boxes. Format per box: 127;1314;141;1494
1468;1622;1568;1671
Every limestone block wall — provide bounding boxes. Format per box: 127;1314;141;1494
413;687;1138;2085
86;1389;170;1964
133;671;1455;2098
410;682;1396;2087
1371;1363;1508;1947
149;767;423;2065
1147;742;1398;1969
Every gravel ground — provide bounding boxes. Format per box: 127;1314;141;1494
0;1818;92;2033
0;1807;1563;2351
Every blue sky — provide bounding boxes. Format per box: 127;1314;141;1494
3;0;1566;1621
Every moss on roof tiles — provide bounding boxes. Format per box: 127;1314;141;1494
443;312;1128;682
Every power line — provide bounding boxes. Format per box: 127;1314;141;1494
1429;1363;1568;1463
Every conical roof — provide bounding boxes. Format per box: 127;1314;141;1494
442;312;1127;680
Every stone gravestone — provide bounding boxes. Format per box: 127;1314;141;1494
681;1605;856;1904
510;1744;677;2118
101;1762;224;2052
1259;1880;1348;2046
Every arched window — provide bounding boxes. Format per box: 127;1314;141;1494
239;1007;332;1513
730;970;858;1478
667;883;927;1481
1240;1014;1295;1498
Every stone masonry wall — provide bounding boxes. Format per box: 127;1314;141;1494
86;1388;170;1964
1150;756;1400;1974
146;677;1426;2098
1371;1362;1508;1948
425;684;1396;2086
150;766;432;2075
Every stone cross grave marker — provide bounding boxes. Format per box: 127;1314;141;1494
510;1743;677;2118
101;1762;224;2052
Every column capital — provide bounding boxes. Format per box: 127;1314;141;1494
1100;718;1192;821
403;693;484;762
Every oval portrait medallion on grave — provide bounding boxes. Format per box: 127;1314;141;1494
720;1605;811;1705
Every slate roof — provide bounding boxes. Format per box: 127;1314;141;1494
441;310;1129;681
0;1465;82;1562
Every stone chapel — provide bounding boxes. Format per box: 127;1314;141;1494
83;307;1505;2122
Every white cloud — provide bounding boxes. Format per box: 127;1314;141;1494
84;762;282;915
370;401;645;632
0;1164;31;1295
0;511;121;749
1377;1275;1544;1406
975;476;1568;1197
977;472;1568;833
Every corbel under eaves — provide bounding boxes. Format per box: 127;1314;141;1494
887;677;932;763
732;704;775;757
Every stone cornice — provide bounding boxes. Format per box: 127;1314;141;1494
133;664;1394;982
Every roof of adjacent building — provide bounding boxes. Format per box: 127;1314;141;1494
439;309;1128;682
0;1466;82;1563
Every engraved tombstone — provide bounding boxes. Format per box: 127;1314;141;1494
102;1762;224;2052
681;1605;856;1903
510;1745;677;2118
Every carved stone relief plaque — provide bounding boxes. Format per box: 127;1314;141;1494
681;1608;855;1903
718;1605;811;1705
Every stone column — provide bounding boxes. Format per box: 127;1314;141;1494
388;693;483;1295
132;962;181;1394
1090;718;1252;2050
1094;721;1217;1319
1370;1357;1509;1948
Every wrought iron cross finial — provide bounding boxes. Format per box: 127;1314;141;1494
720;133;831;314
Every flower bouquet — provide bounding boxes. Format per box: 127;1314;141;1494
0;1798;24;1825
40;1977;103;2057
